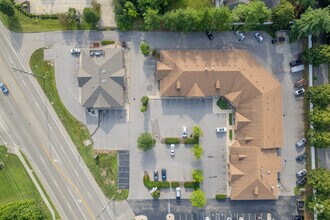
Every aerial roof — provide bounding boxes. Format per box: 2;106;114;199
78;48;125;109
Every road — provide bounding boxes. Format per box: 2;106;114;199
0;22;118;219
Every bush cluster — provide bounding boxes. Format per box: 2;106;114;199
101;40;115;45
215;194;227;200
152;189;160;199
143;173;170;189
140;96;149;112
171;181;179;188
184;181;200;189
165;138;180;144
140;42;151;56
183;137;198;144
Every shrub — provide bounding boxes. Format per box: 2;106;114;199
171;181;179;188
152;189;160;199
143;173;170;188
190;189;207;208
140;42;151;56
217;98;230;109
101;40;115;45
192;169;204;183
192;144;203;160
141;96;149;106
140;105;147;112
184;138;198;145
215;194;227;200
137;133;155;151
229;130;233;140
193;126;203;138
229;113;233;125
165;138;180;144
184;181;200;189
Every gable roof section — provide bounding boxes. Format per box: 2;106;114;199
78;48;125;109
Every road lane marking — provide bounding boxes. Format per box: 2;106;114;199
88;192;92;200
67;188;87;220
39;156;45;164
50;142;62;164
66;202;72;210
53;179;59;188
42;144;95;219
74;169;79;177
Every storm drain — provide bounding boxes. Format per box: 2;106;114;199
117;150;129;189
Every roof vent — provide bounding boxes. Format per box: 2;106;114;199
215;80;220;89
253;186;258;195
205;65;207;71
268;171;271;174
176;81;181;90
271;186;275;190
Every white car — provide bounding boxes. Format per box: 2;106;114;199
294;88;305;96
254;32;264;42
296;138;307;148
296;168;307;177
216;127;227;133
182;126;188;138
176;187;181;201
70;48;81;54
170;144;175;156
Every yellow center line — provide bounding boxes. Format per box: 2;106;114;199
41;144;95;220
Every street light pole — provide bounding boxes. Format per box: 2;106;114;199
12;67;51;158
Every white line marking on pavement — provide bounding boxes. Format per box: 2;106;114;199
67;188;87;220
67;202;72;210
74;169;79;177
39;156;45;164
50;142;62;164
53;179;59;188
88;192;93;200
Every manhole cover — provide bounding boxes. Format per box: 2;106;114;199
147;85;153;91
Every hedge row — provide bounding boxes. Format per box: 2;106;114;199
215;194;227;200
143;174;170;188
165;138;180;144
171;181;180;188
183;137;198;144
11;1;58;19
101;40;115;45
184;181;200;189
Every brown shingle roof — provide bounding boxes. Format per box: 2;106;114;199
157;50;283;200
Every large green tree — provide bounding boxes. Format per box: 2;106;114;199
308;108;330;131
232;0;271;31
271;0;294;30
0;200;44;219
115;1;138;31
137;132;155;151
143;8;161;31
0;0;15;17
83;7;100;27
307;196;330;219
210;7;233;31
308;130;330;148
59;7;78;26
190;189;207;208
308;168;330;194
292;7;330;38
306;84;330;108
303;44;330;66
298;0;316;10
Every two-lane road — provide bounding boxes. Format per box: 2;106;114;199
0;21;116;219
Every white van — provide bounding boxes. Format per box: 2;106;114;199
291;64;305;73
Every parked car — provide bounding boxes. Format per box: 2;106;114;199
294;88;305;96
0;82;9;95
70;48;81;55
205;31;214;40
182;126;188;138
153;170;159;181
205;217;210;220
296;169;307;177
236;31;246;41
296;138;307;148
296;177;307;186
161;169;167;181
296;153;307;162
176;187;181;201
297;200;305;211
291;64;305;73
292;215;304;220
216;127;227;133
170;144;175;156
294;79;306;88
290;59;302;67
254;33;264;42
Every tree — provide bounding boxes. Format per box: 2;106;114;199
125;1;138;19
298;0;316;10
192;144;203;160
308;168;330;194
306;84;330;108
232;1;271;31
83;7;100;27
137;133;155;151
292;7;330;38
307;196;330;219
143;8;161;31
308;130;330;148
59;7;78;26
115;1;138;31
193;126;204;138
308;108;330;131
192;169;204;183
271;0;294;30
210;7;233;32
190;189;207;208
303;44;330;66
138;0;169;14
140;42;151;55
0;200;44;219
0;0;15;17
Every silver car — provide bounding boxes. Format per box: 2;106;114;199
236;31;246;41
254;32;264;42
296;138;307;148
296;168;307;177
170;144;175;156
294;88;305;96
182;126;188;138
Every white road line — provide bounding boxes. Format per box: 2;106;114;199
67;188;87;220
49;142;62;164
34;101;40;110
53;179;59;188
88;192;93;200
74;169;79;177
0;134;7;145
39;156;45;164
66;202;72;210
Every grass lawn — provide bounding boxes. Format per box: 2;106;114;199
0;146;51;219
29;48;128;200
216;98;230;110
0;9;92;33
168;0;213;10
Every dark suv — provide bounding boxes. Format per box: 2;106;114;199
205;31;214;40
290;59;302;67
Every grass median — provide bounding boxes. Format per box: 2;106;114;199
29;48;128;200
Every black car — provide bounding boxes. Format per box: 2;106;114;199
296;153;307;162
205;31;214;40
161;169;167;181
290;59;302;67
296;177;307;186
297;200;305;211
292;215;304;220
153;170;159;181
